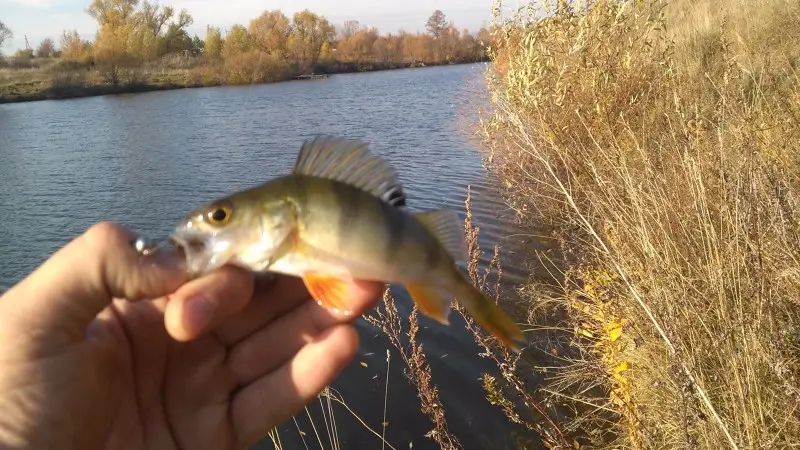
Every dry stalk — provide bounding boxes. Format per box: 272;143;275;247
364;290;462;450
458;186;570;448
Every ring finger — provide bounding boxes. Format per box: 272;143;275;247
225;280;385;385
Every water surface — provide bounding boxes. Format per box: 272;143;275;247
0;64;546;449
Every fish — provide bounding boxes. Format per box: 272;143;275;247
169;135;526;352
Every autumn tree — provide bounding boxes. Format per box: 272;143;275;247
87;0;147;83
60;29;93;62
288;10;334;66
160;10;194;54
221;24;251;58
402;33;434;63
92;25;139;83
352;27;379;63
318;41;334;63
337;23;379;64
139;0;173;38
87;0;142;72
137;1;193;55
475;27;490;48
204;25;223;59
0;21;12;55
36;37;56;57
438;22;461;61
248;10;290;58
87;0;138;27
457;28;475;59
338;20;360;39
373;34;402;63
425;10;447;39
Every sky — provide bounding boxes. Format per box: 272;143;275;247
0;0;503;53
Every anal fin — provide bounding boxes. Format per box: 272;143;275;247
302;273;358;315
406;283;453;325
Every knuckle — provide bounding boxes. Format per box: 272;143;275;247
79;222;155;300
82;221;129;248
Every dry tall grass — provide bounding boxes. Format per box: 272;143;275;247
479;0;800;448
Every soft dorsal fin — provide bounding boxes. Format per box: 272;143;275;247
293;135;406;208
414;209;468;264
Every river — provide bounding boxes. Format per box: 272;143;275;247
0;64;547;449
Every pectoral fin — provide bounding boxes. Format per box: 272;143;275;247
406;283;453;325
302;273;358;315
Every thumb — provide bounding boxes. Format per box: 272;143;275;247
1;222;189;340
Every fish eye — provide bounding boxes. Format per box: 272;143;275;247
206;204;232;226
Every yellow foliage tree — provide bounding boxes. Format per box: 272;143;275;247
221;24;252;59
92;21;144;83
59;29;93;63
204;25;223;59
86;0;138;28
248;10;290;59
288;10;334;65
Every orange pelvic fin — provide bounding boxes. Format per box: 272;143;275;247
406;283;453;325
302;273;358;315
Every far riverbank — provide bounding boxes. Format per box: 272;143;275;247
0;59;487;105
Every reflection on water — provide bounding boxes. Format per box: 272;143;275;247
0;64;547;449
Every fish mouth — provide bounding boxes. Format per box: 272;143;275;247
168;234;206;256
168;232;212;276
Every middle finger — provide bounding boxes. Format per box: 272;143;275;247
226;280;385;385
163;265;255;341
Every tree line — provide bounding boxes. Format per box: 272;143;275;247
1;0;492;81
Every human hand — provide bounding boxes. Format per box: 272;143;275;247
0;222;384;450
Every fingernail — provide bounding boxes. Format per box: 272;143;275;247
184;296;215;333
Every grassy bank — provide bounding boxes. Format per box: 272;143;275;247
477;0;800;447
0;56;484;104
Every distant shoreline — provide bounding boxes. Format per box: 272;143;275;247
0;60;487;105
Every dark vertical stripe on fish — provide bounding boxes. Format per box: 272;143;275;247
378;199;404;262
333;180;359;247
422;229;442;270
292;175;309;210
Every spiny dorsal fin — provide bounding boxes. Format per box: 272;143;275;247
414;209;468;264
293;135;406;208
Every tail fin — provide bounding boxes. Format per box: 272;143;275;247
451;270;526;353
405;275;526;352
410;208;526;352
